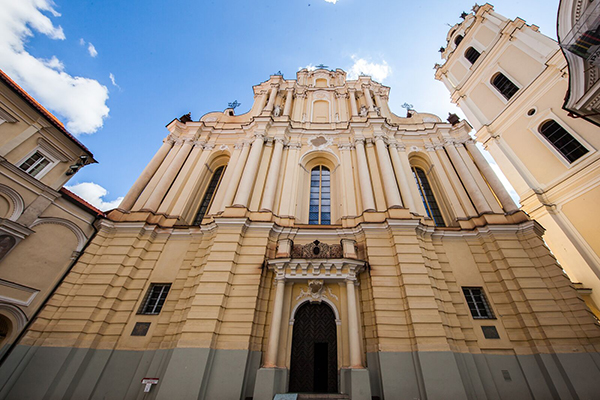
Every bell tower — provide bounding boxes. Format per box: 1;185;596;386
436;4;600;313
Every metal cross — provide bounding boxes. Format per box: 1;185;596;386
228;100;241;110
315;64;329;69
401;103;414;110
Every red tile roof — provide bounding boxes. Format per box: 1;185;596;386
60;187;105;217
0;69;94;157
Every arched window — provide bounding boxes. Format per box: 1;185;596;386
309;166;330;225
454;35;464;46
194;165;226;224
411;166;445;227
539;120;589;163
491;73;519;100
464;47;480;64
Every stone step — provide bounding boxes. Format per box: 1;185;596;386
297;394;350;400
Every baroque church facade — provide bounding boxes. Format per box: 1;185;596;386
0;67;599;400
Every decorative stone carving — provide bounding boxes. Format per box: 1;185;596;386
308;135;333;151
374;106;381;116
359;105;368;117
338;143;355;151
291;240;343;259
296;281;339;303
273;105;282;117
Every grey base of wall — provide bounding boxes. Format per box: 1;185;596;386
0;346;599;400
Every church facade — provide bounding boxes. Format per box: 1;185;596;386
1;68;599;400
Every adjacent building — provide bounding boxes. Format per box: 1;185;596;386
435;4;600;316
558;0;600;127
0;70;102;358
0;68;599;400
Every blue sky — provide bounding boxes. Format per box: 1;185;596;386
0;0;560;209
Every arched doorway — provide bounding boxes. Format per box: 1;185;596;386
289;302;338;393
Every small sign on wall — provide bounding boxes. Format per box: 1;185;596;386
141;378;159;392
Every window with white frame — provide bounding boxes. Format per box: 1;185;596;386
491;72;519;100
538;120;589;163
465;47;481;64
19;151;51;177
309;166;331;225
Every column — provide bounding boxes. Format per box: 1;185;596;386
397;145;428;216
428;146;469;219
264;277;286;367
143;140;193;212
279;143;301;217
157;142;205;215
348;88;358;117
374;135;403;208
465;141;518;212
256;90;268;114
354;139;376;212
363;85;374;111
338;144;358;217
346;278;363;368
389;143;417;212
445;142;492;214
283;88;294;117
263;85;279;113
119;138;173;211
233;133;265;208
260;138;285;212
222;142;251;208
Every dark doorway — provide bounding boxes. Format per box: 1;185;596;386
289;302;338;393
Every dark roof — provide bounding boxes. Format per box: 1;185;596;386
60;187;105;217
0;69;94;157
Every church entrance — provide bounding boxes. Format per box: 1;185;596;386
289;302;338;393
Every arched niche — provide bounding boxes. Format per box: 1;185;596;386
0;184;24;221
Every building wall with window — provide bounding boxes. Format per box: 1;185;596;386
557;0;600;127
0;70;100;359
435;4;600;316
1;68;600;400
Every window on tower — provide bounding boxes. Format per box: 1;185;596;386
194;165;226;224
464;47;481;64
491;72;519;100
411;166;445;227
539;120;589;163
454;35;464;46
309;166;331;225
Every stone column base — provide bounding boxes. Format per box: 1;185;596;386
340;368;372;400
253;367;288;400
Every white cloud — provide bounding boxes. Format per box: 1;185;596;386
78;37;85;45
109;72;120;89
65;182;123;211
87;42;97;57
0;0;109;134
347;56;391;82
300;64;316;71
324;0;338;3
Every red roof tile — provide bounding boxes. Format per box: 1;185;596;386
60;187;105;217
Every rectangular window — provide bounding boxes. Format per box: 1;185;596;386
462;287;495;319
138;283;171;315
19;151;51;177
